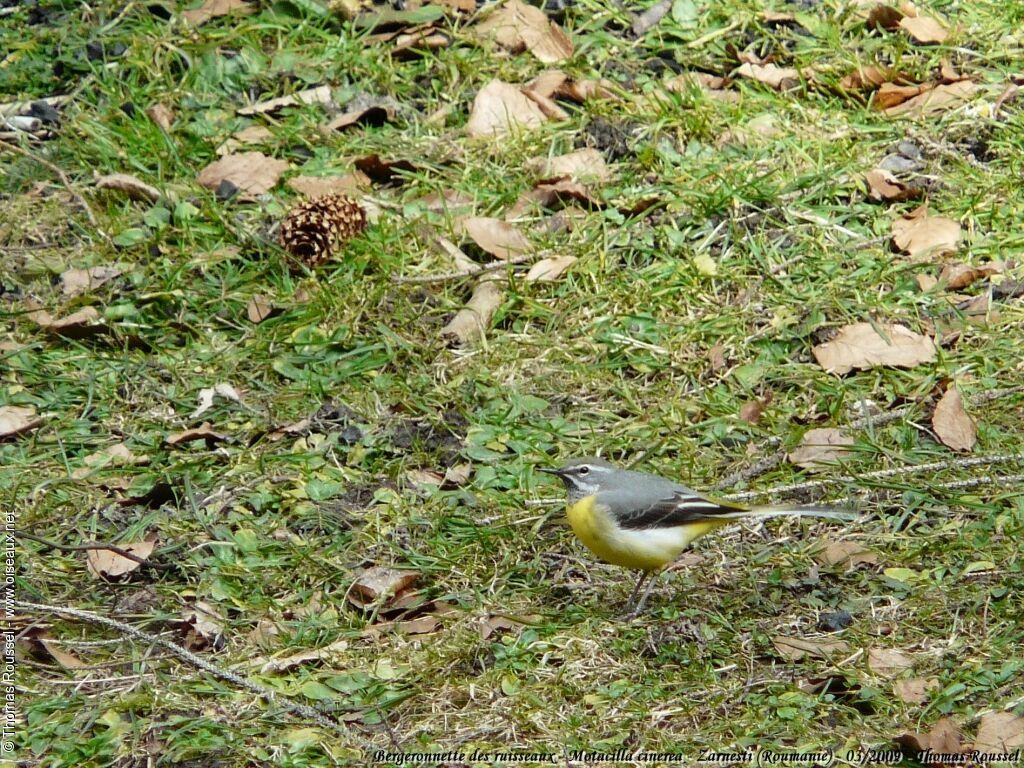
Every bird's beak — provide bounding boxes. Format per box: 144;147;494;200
537;466;565;476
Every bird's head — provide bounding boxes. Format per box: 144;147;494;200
539;457;617;502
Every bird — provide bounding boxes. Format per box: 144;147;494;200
540;457;854;616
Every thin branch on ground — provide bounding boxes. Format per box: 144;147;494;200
0;139;100;229
394;255;533;284
15;601;359;739
16;530;173;570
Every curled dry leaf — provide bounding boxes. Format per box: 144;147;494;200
353;154;416;185
892;206;961;258
938;261;1003;290
473;0;573;64
30;305;107;339
325;101;396;131
812;322;937;374
348;566;420;610
237;85;333;116
480;613;541;640
899;14;948;44
814;540;879;569
86;534;157;579
894;677;939;705
196;152;290;198
60;265;126;297
883;80;977;117
868;648;915;677
527;70;618;102
441;278;504;347
256;639;350;673
864;169;922;202
71;443;149;480
664;72;741;103
146;103;175;131
246;294;276;324
442;463;474;488
466;79;547;138
20;630;85;670
191;383;243;418
772;635;850;661
788;427;854;470
525;255;577;282
973;711;1024;751
874;82;931;110
840;66;907;91
932;387;976;452
529;148;610;183
182;0;255;25
0;405;42;439
165;422;227;447
895;717;963;754
216;125;274;156
95;173;161;203
180;601;224;651
457;217;531;260
736;62;801;90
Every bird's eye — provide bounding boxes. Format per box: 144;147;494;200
577;465;590;475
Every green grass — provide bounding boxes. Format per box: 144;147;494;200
4;0;1024;764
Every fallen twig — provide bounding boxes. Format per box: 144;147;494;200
0;139;100;229
15;601;357;738
17;530;174;570
631;0;671;37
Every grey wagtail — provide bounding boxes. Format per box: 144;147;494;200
540;457;853;616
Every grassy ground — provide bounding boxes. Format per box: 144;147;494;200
4;0;1024;764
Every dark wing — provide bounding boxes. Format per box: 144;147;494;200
619;491;750;530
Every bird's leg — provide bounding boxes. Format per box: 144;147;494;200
631;570;662;616
623;571;655;617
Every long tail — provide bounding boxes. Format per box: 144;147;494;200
718;504;856;522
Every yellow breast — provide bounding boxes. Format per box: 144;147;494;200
566;495;724;571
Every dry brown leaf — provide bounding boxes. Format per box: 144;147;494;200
522;89;570;120
466;79;547;138
246;294;276;324
895;717;963;754
526;70;617;102
406;468;444;487
95;173;161;203
938;261;1003;289
738;400;765;425
180;601;224;650
146;103;175;131
864;169;922;202
216;125;274;156
395;615;441;635
348;566;420;610
932;387;976;452
72;443;149;480
974;712;1024;751
30;305;106;339
196;152;290;198
788;427;854;469
866;3;903;30
457;217;531;259
525;255;577;282
0;405;42;439
442;463;474;488
286;172;370;198
165;422;227;447
708;344;727;372
86;534;157;579
736;62;801;90
506;179;601;219
191;383;243;418
815;540;879;569
441;278;504;347
480;613;541;640
916;273;939;291
883;80;977;116
892;206;961;258
60;265;126;297
868;647;915;677
894;677;939;704
529;148;610;183
874;81;931;110
18;629;85;670
353;154;416;185
416;188;477;214
899;14;948;43
182;0;255;25
256;639;350;673
840;66;907;90
325;103;396;132
474;0;573;64
237;85;332;116
813;322;937;374
664;72;741;103
772;635;850;661
390;27;452;58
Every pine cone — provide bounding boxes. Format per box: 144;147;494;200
278;193;367;267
